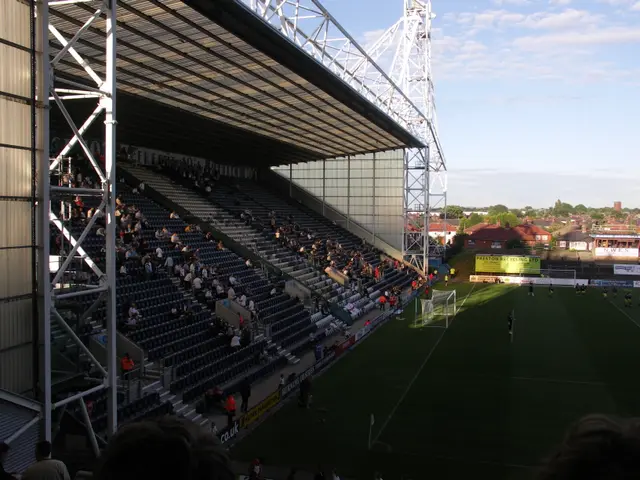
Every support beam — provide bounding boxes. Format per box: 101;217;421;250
37;0;53;442
40;0;119;442
104;0;119;437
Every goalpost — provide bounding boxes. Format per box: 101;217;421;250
415;290;457;328
520;268;578;286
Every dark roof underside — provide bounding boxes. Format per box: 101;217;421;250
48;0;422;167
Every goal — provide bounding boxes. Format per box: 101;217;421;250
520;268;577;286
415;290;457;328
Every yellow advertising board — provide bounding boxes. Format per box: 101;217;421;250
475;255;540;274
240;390;281;428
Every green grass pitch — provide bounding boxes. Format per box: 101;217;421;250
232;283;640;479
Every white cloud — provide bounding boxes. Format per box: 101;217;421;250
549;0;571;5
597;0;632;5
632;1;640;10
491;0;530;5
360;29;387;47
521;9;602;29
449;9;602;31
513;26;640;49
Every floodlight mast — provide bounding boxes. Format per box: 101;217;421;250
365;0;447;274
241;0;446;275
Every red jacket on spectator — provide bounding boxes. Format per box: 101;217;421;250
225;395;236;413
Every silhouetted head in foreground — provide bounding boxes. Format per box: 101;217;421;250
96;416;234;480
539;414;640;480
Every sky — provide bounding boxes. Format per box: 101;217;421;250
322;0;640;208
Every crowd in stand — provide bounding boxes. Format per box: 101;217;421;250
155;159;413;301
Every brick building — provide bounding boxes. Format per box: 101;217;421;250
464;223;552;250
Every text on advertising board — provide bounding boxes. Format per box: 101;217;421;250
218;421;239;445
475;255;541;274
614;264;640;276
241;390;281;429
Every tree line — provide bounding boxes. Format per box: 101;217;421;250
440;201;638;231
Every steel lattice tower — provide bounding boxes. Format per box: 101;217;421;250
365;0;447;273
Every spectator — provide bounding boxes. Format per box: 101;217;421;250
224;395;236;428
230;334;241;349
1;442;16;480
240;379;251;414
120;353;134;379
539;414;640;480
94;416;234;480
248;459;261;480
128;304;140;324
299;376;312;408
22;441;70;480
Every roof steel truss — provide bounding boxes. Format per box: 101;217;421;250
48;0;412;160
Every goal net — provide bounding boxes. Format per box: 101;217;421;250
415;290;457;328
520;268;577;286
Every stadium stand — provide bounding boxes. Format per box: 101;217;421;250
119;161;418;326
50;162;370;434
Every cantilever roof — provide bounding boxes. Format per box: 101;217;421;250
48;0;423;166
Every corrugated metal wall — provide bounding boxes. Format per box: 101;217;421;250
0;0;37;394
273;150;405;250
0;399;38;472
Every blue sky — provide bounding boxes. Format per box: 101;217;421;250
323;0;640;208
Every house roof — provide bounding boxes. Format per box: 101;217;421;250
532;220;553;227
466;223;551;242
557;231;593;242
429;223;458;232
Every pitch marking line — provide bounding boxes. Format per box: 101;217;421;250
371;284;476;445
608;300;640;331
509;375;606;387
427;372;607;387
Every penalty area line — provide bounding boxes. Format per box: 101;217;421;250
371;284;476;446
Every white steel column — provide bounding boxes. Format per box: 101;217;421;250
41;0;119;442
104;0;119;435
346;155;351;230
372;152;376;243
37;0;53;441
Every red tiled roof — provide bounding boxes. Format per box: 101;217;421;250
466;223;551;242
464;222;489;234
428;223;457;232
514;223;551;241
